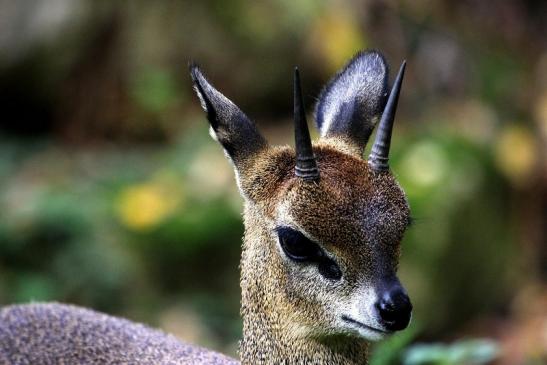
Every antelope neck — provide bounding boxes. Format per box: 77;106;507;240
238;285;369;365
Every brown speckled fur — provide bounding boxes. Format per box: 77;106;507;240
0;303;238;364
238;142;409;365
0;51;411;365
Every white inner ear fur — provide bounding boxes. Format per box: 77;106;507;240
319;73;376;137
208;126;249;201
193;84;208;113
319;52;385;138
208;126;219;142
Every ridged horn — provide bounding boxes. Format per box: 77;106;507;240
294;67;319;181
368;61;406;171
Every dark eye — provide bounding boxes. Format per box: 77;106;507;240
276;227;321;261
318;259;343;280
275;227;343;281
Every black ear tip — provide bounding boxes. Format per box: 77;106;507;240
188;62;203;82
188;63;213;117
188;60;199;70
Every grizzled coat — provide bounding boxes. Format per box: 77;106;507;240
0;50;412;365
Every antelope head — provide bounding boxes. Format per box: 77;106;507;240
191;51;412;362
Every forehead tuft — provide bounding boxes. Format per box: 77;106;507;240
241;143;408;232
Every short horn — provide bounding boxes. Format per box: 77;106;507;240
368;61;406;171
294;67;319;181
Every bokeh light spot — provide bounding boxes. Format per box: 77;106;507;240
116;181;183;231
401;141;448;188
495;125;537;187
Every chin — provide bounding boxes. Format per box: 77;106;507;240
353;326;391;341
338;316;393;342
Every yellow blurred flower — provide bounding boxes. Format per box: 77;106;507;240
308;7;367;73
117;180;183;231
495;125;538;187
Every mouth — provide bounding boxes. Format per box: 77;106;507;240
341;315;391;335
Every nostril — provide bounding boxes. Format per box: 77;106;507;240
376;290;412;331
376;297;399;324
377;298;396;320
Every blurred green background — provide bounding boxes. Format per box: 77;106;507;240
0;1;545;364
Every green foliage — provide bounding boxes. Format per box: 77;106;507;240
1;1;544;361
403;339;500;365
370;324;420;365
132;68;182;113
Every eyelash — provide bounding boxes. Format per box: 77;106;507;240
275;227;342;281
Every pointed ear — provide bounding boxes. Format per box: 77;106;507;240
190;65;267;169
315;51;389;155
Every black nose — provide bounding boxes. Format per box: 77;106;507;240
375;288;412;331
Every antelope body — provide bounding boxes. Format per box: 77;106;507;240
0;50;413;365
